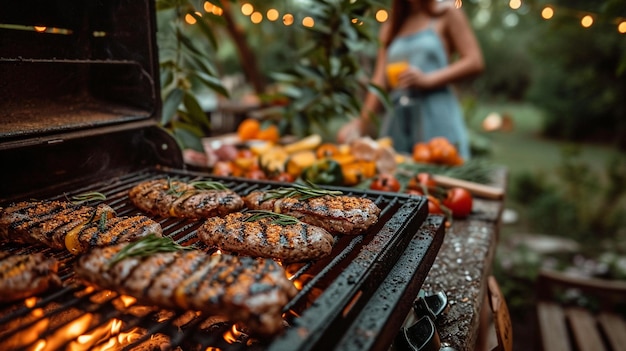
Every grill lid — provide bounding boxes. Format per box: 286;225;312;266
0;0;162;145
0;0;183;200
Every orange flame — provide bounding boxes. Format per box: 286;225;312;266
64;317;143;351
223;324;242;343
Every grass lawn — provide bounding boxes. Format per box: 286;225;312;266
469;100;626;349
467;101;624;237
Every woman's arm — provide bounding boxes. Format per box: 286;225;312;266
400;6;484;90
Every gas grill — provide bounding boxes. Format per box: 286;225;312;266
0;1;445;350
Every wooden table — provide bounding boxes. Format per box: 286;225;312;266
419;167;508;351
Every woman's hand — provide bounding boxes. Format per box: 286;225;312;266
398;66;435;90
337;118;364;144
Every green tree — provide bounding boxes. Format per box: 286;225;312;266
525;0;626;149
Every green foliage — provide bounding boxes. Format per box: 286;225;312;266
525;0;626;148
156;0;229;151
268;0;386;139
509;147;626;252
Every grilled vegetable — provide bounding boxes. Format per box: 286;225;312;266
283;134;322;154
301;159;344;186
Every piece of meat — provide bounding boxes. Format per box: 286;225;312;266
75;241;298;336
198;211;334;263
243;190;381;235
0;200;115;249
0;250;61;303
64;215;163;255
128;179;244;219
0;200;161;254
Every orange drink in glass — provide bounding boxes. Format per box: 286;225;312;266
386;61;409;88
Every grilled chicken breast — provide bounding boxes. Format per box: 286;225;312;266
243;190;381;235
0;200;162;254
128;179;244;219
63;215;163;255
0;250;61;303
75;242;298;336
198;211;334;263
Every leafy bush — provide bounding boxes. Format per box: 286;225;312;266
509;147;626;253
525;0;626;149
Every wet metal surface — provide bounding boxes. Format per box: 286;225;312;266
421;168;507;351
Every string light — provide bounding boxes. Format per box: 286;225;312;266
267;9;279;21
184;12;200;25
194;0;625;35
541;6;554;20
241;3;253;16
511;1;624;33
283;14;294;26
250;11;263;24
204;2;223;16
509;0;521;10
375;9;388;23
581;15;593;28
302;16;314;28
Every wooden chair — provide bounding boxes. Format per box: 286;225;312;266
487;275;513;351
535;269;626;351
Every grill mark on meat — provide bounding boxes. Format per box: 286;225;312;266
129;179;244;219
140;254;178;297
70;215;162;254
75;243;297;336
3;202;76;244
0;250;61;303
1;200;158;254
243;191;381;235
198;212;334;263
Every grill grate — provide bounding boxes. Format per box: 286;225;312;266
0;167;443;351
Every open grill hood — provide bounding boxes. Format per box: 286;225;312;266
0;1;445;350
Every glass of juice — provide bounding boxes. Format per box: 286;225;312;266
386;61;409;89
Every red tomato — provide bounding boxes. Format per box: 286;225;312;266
212;161;233;177
370;173;401;192
245;169;267;180
443;187;473;218
272;172;295;183
427;195;444;215
407;172;437;192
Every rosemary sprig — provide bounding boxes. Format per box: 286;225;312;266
165;178;187;197
98;212;108;232
69;192;107;204
189;180;228;191
244;210;299;226
262;182;343;202
108;234;192;267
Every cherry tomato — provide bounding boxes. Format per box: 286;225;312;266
370;173;401;192
212;161;234;177
443;187;473;218
272;172;295;183
245;169;267;180
407;172;437;192
427;195;444;215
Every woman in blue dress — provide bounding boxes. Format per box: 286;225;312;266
337;0;484;160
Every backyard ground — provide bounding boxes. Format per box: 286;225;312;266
469;100;624;350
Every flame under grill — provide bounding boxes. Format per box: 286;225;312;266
0;168;444;351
